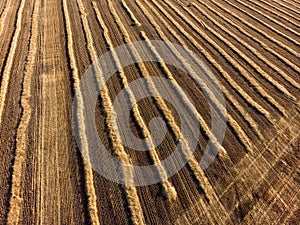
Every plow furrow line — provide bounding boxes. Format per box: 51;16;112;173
257;171;299;223
136;0;264;142
6;0;40;224
222;0;300;57
274;187;300;223
1;0;297;224
106;2;177;200
121;1;141;27
111;2;230;218
141;0;273;124
113;0;226;163
187;2;300;94
78;0;145;224
289;0;300;7
193;1;300;79
231;0;300;46
0;0;13;35
144;1;262;193
242;149;299;223
121;0;235;222
139;0;260;152
163;0;288;117
142;26;255;156
145;0;273;123
0;1;6;16
62;0;100;224
246;0;300;35
283;0;300;8
269;0;300;20
256;0;300;28
0;0;26;132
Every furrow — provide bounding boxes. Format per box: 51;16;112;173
39;51;45;225
112;0;230;215
121;0;141;26
140;30;254;155
77;0;145;224
193;1;300;78
245;0;300;35
188;2;300;93
0;0;12;34
6;0;39;224
93;1;177;202
145;0;272;122
148;0;273;123
231;0;300;46
0;0;6;16
171;2;286;118
174;197;216;225
163;0;288;117
288;0;300;7
222;0;300;57
116;0;233;222
269;0;300;20
135;0;264;141
111;0;226;156
282;0;300;8
0;0;26;134
62;0;100;224
256;0;300;28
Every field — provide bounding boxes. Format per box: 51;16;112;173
0;0;299;224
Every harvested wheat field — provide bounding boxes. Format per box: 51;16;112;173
0;0;299;224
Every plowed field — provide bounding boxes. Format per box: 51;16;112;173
0;0;299;224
